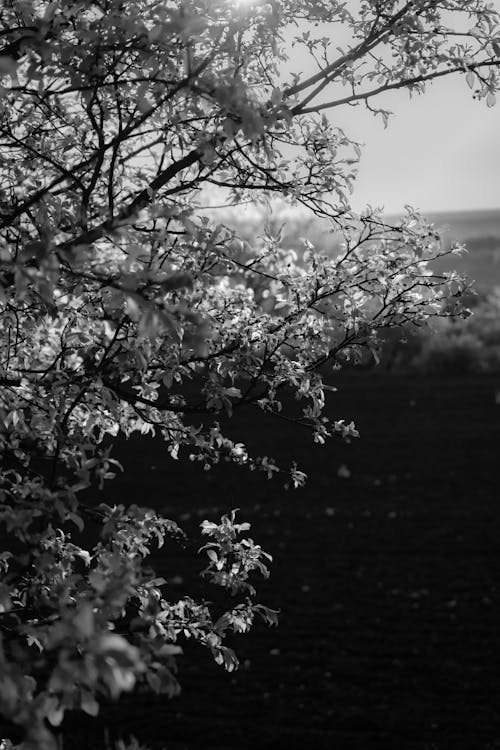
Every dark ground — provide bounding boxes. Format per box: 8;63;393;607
55;373;500;748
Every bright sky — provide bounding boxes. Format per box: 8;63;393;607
336;74;500;215
282;2;500;215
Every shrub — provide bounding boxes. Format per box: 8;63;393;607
411;289;500;373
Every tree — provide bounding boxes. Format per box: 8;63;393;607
0;0;498;747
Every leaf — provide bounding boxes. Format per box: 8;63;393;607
26;635;43;651
337;464;351;479
46;703;64;727
108;665;136;697
183;218;198;235
69;512;85;533
75;548;91;566
158;643;183;656
469;26;483;39
222;387;241;399
486;92;496;108
222;647;238;672
465;71;475;89
97;633;138;658
149;577;167;587
125;295;142;321
80;692;99;717
74;603;94;638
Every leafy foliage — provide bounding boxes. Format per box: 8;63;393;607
0;0;499;747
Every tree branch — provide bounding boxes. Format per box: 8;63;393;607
293;59;500;115
57;149;201;254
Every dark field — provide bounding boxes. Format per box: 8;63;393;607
63;372;500;750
